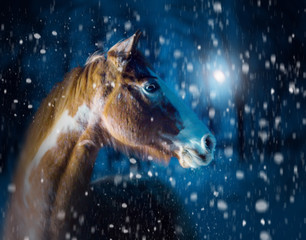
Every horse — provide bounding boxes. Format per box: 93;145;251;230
3;30;216;240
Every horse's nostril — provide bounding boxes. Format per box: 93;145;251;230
201;134;216;153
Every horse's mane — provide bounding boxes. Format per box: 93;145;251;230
20;55;106;165
19;49;150;166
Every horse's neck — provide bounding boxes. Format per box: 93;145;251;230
48;121;103;238
6;101;104;240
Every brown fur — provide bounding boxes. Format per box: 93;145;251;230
19;59;106;169
4;34;183;240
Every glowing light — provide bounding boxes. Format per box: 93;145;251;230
213;70;226;83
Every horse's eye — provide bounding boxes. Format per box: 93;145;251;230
144;82;159;93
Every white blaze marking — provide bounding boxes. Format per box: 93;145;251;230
147;68;216;168
24;104;91;204
157;80;211;142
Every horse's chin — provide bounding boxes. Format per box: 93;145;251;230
176;147;213;169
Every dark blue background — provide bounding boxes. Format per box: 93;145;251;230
0;0;305;239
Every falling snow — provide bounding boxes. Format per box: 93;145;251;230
217;200;228;211
273;153;284;165
255;199;269;213
0;0;305;240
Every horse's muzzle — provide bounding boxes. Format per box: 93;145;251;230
176;133;216;168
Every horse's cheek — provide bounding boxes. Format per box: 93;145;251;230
104;96;134;144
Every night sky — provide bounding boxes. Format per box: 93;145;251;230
0;0;305;239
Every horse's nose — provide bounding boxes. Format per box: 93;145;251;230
201;134;216;153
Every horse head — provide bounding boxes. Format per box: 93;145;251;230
90;31;216;168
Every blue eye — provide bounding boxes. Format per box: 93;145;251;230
144;82;159;93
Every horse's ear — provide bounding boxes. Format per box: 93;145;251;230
107;30;142;72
